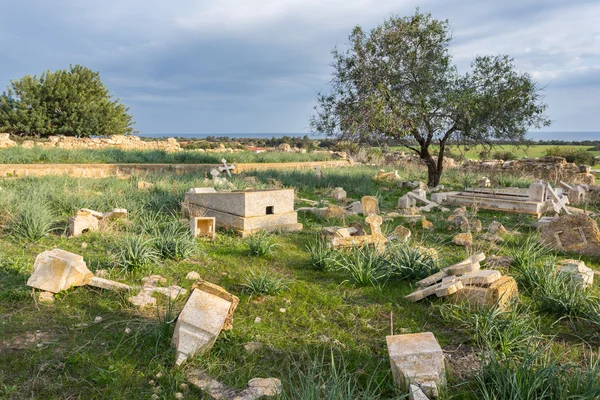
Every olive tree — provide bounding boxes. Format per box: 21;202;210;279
311;11;550;186
0;65;135;137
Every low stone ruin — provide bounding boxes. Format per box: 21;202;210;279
173;281;239;365
406;253;518;309
398;189;449;213
128;275;187;308
540;214;600;257
386;332;445;399
190;217;216;239
330;187;346;200
27;249;131;300
186;370;282;400
27;134;181;152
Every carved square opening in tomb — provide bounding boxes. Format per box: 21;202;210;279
266;206;274;215
196;219;214;235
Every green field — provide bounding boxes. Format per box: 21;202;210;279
1;166;599;399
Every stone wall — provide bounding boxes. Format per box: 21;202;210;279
462;156;595;185
383;151;457;170
28;135;182;152
0;133;17;148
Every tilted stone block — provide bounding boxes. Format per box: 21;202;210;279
457;270;502;287
453;276;518;309
27;249;93;294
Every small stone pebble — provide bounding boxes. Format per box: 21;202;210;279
279;308;286;313
175;393;184;399
155;372;163;379
94;316;103;323
254;317;262;323
124;327;131;334
81;242;88;249
179;383;188;391
185;271;200;280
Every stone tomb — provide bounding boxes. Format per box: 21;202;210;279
68;209;99;237
540;214;600;257
184;189;302;237
190;217;216;239
431;182;555;217
386;332;445;398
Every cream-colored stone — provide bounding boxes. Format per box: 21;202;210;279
557;260;594;288
386;332;445;398
173;288;234;365
186;271;201;281
435;280;464;297
128;290;157;307
488;221;507;234
27;249;93;293
190;217;216;239
192;280;239;331
68;214;99;237
452;233;473;247
421;219;433;230
186;369;282;400
331;187;346;200
361;196;380;215
390;226;412;242
453;276;518;309
457;270;502;287
38;291;55;303
88;277;131;291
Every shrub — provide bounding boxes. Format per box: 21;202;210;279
494;173;534;188
9;200;55;242
153;222;196;260
491;150;517;161
242;270;288;295
115;236;160;271
387;245;438;281
306;235;337;271
334;245;390;287
506;234;548;273
246;232;280;256
545;146;596;165
475;349;600;400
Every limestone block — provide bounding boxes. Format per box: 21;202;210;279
186;369;282;400
190;217;216;239
417;271;447;288
38;291;55;303
453;276;518;309
27;249;93;293
186;271;201;280
457;270;502;287
335;227;358;238
435;280;464;297
173;288;234;365
68;214;99;237
480;177;491;188
386;332;445;397
320;205;345;219
361;196;380;215
557;260;594;288
452;233;473;247
192;280;240;331
528;181;546;202
398;195;417;209
390;226;411;242
108;208;128;220
409;384;430;400
347;201;362;214
153;285;188;299
88;277;131;291
421;219;433;230
488;221;507;234
331;187;347;200
188;187;217;194
128;290;156;307
444;253;484;275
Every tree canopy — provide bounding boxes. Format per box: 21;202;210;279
0;65;135;137
311;10;550;186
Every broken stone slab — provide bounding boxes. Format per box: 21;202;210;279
88;277;131;291
27;249;93;294
453;276;518;309
38;291;55;304
386;332;445;398
435;280;464;297
416;253;484;288
557;260;594;288
192;280;240;331
346;201;362;214
153;285;188;300
457;270;502;287
335;227;358;238
488;221;507;234
331;187;346;200
186;271;201;280
361;196;380;215
388;225;411;242
186;369;282;400
533;216;557;229
173;288;233;365
188;187;218;194
68;212;99;237
409;384;431;400
452;232;473;247
128;290;157;307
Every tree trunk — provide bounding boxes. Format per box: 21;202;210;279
420;150;440;187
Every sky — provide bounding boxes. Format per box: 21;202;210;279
0;0;598;135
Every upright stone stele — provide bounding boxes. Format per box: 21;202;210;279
27;249;93;293
361;196;380;215
386;332;445;398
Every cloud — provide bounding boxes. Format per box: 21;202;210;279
0;0;598;133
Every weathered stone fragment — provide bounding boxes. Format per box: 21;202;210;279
361;196;380;215
331;187;346;200
38;291;55;303
557;259;594;288
192;280;239;331
389;226;411;242
540;214;600;257
457;270;501;286
435;280;464;297
173;284;238;365
27;249;93;293
452;233;473;247
68;210;99;237
386;332;445;398
488;221;507;235
452;276;518;309
186;369;282;400
88;277;131;291
186;271;201;281
421;219;433;230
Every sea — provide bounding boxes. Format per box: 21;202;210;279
140;132;600;142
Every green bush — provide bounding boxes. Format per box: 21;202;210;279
153;222;196;260
492;150;517;161
544;146;596;165
242;270;288;295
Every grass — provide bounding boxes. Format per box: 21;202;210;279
0;166;599;399
245;232;280;256
242;270;288;295
333;245;390;287
0;147;331;164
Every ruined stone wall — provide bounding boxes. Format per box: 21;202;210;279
383;152;457;169
462;156;595;185
26;135;182;152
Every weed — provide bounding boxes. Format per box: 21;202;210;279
8;199;56;242
115;236;160;271
506;234;548;273
387;244;439;281
154;221;196;260
242;270;288;295
334;245;390;287
305;235;337;271
246;232;279;256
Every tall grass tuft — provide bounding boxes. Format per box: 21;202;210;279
246;232;279;256
153;221;196;260
334;245;390;287
242;270;288;295
9;199;56;242
475;348;600;400
387;244;439;281
115;236;160;271
506;234;549;272
306;235;337;271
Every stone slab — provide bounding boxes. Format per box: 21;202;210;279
453;276;518;309
27;249;93;294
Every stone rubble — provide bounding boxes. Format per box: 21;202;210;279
557;259;594;288
186;369;282;400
